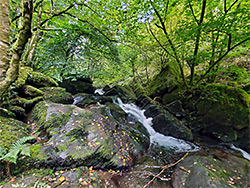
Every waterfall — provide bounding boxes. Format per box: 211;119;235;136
94;88;105;95
231;145;250;161
115;98;199;153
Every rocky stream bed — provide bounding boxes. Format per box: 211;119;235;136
0;76;249;188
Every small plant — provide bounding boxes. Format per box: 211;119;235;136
0;136;35;177
34;181;51;188
11;182;27;187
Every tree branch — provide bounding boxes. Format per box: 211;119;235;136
149;0;187;87
196;36;250;84
189;0;206;85
143;153;188;188
38;3;75;28
189;1;198;25
65;12;116;43
226;0;239;13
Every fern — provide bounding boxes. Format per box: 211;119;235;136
0;136;35;164
34;181;51;188
0;146;7;158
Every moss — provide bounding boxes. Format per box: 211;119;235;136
46;113;72;131
147;62;180;97
15;66;33;88
23;85;44;97
196;84;250;130
9;106;26;119
0;108;16;118
0;116;29;148
27;71;58;87
29;144;47;161
10;96;43;109
40;87;73;104
31;101;48;129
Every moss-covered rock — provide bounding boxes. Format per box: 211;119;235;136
104;85;137;102
30;102;149;169
27;71;58;88
10;96;43;110
196;84;249;130
40;87;73;104
15;66;33;88
0;107;15;118
22;85;43;97
59;79;95;95
0;116;29;148
190;84;250;150
9;105;26;120
172;152;250;188
147;62;180;97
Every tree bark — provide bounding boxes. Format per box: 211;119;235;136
0;0;10;81
0;0;33;97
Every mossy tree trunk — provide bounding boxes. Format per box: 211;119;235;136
0;0;33;98
0;0;10;82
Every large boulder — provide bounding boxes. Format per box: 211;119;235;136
29;101;150;170
136;96;193;141
73;93;113;107
40;87;74;104
192;84;250;151
59;78;95;95
147;62;181;98
172;151;250;188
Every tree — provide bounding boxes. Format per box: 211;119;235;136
0;0;32;100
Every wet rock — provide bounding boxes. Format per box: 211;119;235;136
172;153;250;188
152;112;193;141
59;78;95;95
165;100;186;117
104;85;136;102
135;96;193;141
30;101;150;170
73;93;112;107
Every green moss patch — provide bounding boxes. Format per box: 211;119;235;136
0;116;29;148
27;71;58;87
23;85;44;97
15;66;33;88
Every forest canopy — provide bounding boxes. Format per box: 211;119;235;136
0;0;249;94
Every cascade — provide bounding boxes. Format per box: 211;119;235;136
94;88;105;95
115;98;199;153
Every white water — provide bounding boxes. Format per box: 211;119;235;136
73;96;85;105
95;88;105;95
115;98;199;153
231;145;250;161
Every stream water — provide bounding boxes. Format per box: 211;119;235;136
115;98;199;153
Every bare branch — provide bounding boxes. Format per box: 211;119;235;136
147;24;173;58
143;153;189;188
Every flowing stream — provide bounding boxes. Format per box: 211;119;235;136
115;98;199;153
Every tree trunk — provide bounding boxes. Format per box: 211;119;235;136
0;0;10;81
0;0;33;97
